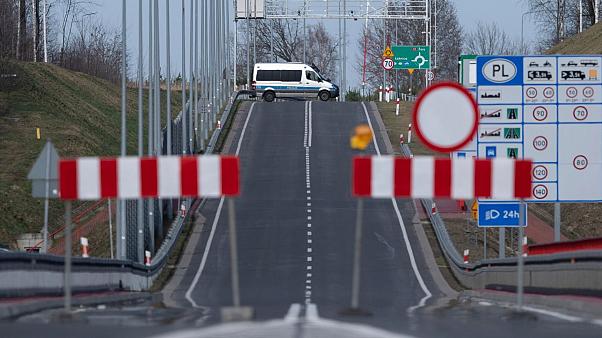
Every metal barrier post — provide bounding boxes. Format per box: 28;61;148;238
64;201;72;313
516;200;525;311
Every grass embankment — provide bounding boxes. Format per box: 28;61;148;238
0;60;182;253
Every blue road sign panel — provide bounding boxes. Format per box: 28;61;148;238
478;203;527;227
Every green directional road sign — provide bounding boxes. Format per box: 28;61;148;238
392;46;431;70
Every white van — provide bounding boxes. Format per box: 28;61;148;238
252;63;339;102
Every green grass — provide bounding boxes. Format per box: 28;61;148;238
376;102;445;157
0;60;182;248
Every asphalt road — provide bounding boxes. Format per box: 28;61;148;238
165;101;602;337
4;101;602;337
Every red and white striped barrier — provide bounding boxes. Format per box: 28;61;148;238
463;249;470;264
431;202;437;215
399;133;404;145
352;156;532;199
59;155;239;200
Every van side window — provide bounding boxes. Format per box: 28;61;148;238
306;71;318;81
281;70;302;82
256;70;280;81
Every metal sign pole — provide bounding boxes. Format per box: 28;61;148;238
554;203;561;242
351;198;364;309
516;200;525;311
108;199;114;259
483;228;487;260
499;228;505;258
64;201;72;313
42;140;51;253
227;198;241;307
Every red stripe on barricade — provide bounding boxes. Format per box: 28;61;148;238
100;158;118;198
140;158;158;197
514;160;533;199
221;156;240;196
474;159;492;198
353;157;372;197
434;158;452;198
180;157;198;196
394;158;411;196
59;160;78;200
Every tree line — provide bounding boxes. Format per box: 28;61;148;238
0;0;124;84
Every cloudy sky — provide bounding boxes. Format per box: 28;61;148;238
94;0;537;88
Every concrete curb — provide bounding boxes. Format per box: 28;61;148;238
0;291;154;320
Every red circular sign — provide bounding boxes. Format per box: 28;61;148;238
583;87;595;98
533;184;549;200
533;136;548;151
573;155;588;170
543;87;555;98
573;106;588;121
566;87;578;98
533;165;548;180
532;106;548;121
382;58;394;70
412;82;479;153
526;87;537;99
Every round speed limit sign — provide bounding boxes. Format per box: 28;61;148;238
382;58;394;70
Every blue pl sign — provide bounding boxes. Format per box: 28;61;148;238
478;203;527;227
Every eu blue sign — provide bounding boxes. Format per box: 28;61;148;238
478;203;527;227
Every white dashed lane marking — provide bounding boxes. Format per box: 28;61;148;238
304;101;314;304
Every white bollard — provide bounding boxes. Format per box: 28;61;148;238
385;86;390;103
217;120;222;129
522;236;528;257
463;249;470;264
395;98;400;116
431;202;437;215
379;86;383;102
180;203;186;218
80;237;89;258
408;124;413;144
145;250;151;266
399;133;404;145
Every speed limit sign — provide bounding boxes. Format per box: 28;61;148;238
382;58;394;70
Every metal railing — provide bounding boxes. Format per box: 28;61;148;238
401;143;602;294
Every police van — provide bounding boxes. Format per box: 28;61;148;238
252;63;339;102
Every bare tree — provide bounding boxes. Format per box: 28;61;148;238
464;22;525;55
524;0;570;48
305;23;339;78
18;0;27;60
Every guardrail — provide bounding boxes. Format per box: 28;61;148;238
0;91;245;297
400;144;602;295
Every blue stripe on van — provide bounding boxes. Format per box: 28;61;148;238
256;85;323;91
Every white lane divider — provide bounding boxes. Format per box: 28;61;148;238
360;102;433;313
185;102;256;308
304;101;314;305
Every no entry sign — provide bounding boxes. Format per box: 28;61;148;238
412;82;479;153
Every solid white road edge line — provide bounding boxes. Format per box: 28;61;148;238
361;102;433;312
185;102;256;308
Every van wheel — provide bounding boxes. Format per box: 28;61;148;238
263;91;276;102
319;91;330;102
